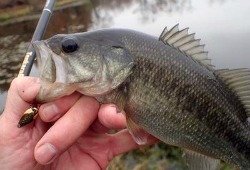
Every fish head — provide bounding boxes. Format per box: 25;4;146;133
33;31;134;102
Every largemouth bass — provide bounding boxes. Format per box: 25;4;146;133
32;24;250;169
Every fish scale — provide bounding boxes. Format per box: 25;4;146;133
32;26;250;169
119;31;250;167
125;57;248;168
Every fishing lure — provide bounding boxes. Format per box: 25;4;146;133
17;105;38;128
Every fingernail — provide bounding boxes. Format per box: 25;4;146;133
36;143;57;164
42;104;59;120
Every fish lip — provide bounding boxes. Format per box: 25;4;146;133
33;40;68;84
32;40;46;71
32;40;48;65
32;40;56;83
32;40;45;53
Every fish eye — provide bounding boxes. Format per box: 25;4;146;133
61;37;78;53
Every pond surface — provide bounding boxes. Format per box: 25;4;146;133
0;0;250;113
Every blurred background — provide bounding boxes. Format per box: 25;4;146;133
0;0;249;169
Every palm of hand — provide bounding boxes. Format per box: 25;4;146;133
1;115;134;170
47;130;129;170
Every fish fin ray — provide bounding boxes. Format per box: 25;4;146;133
159;24;214;70
166;28;189;45
179;39;201;51
215;68;250;117
183;149;220;170
172;33;195;47
185;45;205;55
192;52;209;60
126;116;149;145
160;24;179;42
159;26;168;41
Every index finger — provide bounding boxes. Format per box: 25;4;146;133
2;77;40;124
34;96;100;165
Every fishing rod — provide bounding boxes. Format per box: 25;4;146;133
18;0;55;77
17;0;56;127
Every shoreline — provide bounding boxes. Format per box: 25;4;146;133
0;0;86;26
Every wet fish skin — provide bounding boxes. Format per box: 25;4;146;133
34;31;134;101
33;28;250;169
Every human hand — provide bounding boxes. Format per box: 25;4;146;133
0;77;156;170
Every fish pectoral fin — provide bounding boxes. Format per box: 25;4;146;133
126;116;150;145
183;149;220;170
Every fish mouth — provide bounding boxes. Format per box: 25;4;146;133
32;41;73;102
32;41;67;84
32;41;56;82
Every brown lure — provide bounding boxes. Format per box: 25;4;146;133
17;106;38;128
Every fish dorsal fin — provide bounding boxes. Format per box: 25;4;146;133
215;68;250;117
159;24;214;69
126;116;150;145
183;149;220;170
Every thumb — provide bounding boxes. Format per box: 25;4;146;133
2;76;40;126
0;77;47;170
